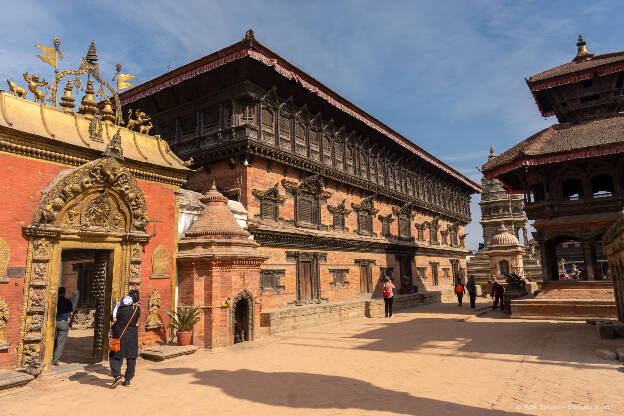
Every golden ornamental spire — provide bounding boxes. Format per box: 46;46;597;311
78;78;98;116
59;80;75;113
574;34;593;62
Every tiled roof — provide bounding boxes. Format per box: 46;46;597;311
482;116;624;173
528;51;624;84
119;32;480;193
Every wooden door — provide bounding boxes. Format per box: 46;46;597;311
300;261;313;301
360;264;372;293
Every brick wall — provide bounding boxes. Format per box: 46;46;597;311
190;157;469;313
0;154;66;369
0;153;179;369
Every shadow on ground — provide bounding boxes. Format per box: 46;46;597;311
152;367;525;416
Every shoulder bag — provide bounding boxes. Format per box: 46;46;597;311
109;306;137;352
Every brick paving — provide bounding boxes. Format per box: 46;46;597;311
3;300;622;416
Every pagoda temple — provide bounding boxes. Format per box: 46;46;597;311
467;147;541;283
482;35;620;319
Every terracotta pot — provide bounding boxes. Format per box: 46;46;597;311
176;331;192;346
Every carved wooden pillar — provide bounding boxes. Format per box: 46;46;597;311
540;239;557;281
581;238;598;280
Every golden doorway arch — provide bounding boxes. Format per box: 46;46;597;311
17;156;151;375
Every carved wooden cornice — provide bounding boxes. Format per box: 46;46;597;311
352;194;379;215
327;199;351;216
378;213;395;224
187;140;471;223
251;182;287;203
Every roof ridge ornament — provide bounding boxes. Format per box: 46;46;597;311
573;33;594;62
103;128;124;160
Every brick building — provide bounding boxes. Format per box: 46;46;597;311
0;44;189;373
121;31;480;317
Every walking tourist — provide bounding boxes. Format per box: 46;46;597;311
52;287;73;366
110;290;140;388
467;276;477;308
491;280;505;311
382;278;395;318
454;279;465;306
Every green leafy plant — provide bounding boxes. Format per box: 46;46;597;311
165;305;201;332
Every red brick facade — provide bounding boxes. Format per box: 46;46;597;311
189;158;469;313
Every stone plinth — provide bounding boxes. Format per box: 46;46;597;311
141;345;198;361
0;369;34;390
510;281;616;320
260;292;441;335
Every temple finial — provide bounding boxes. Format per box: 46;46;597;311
86;40;98;63
574;33;592;62
488;145;496;160
244;29;255;41
210;180;217;191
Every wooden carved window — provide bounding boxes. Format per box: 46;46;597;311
323;134;332;166
309;128;320;161
398;216;411;239
416;224;425;242
295;117;307;156
284;175;329;229
329;269;350;288
223;104;232;129
252;183;286;222
441;229;449;245
378;214;394;237
370;156;377;183
278;111;292;151
352;195;378;236
261;269;285;294
334;139;344;171
241;103;256;124
359;150;368;178
296;192;319;227
378;159;385;185
358;212;372;235
345;143;354;174
328;199;350;232
261;106;275;145
428;218;439;245
202;106;219;133
260;200;277;220
180;116;195;142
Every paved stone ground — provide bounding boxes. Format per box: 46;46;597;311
2;299;623;416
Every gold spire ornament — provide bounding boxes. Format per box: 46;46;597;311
59;80;75;112
113;63;135;91
78;78;98;116
574;34;594;62
101;98;115;123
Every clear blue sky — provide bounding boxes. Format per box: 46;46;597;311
2;1;622;250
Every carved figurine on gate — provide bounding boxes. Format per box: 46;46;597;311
147;289;163;328
126;109;151;132
6;76;26;98
23;73;50;104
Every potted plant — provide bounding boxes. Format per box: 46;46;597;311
165;305;201;346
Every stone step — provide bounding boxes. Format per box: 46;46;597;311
141;345;198;361
0;369;34;391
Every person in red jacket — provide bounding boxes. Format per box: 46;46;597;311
491;280;505;311
382;278;395;318
454;280;466;306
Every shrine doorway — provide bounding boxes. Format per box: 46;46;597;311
497;260;510;276
231;289;254;344
54;249;113;364
295;253;320;303
359;263;373;294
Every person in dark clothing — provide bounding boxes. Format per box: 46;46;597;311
454;280;465;306
52;287;73;366
466;276;477;308
491;281;505;310
110;289;140;388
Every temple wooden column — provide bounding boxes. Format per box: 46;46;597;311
582;238;598;280
539;239;556;281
